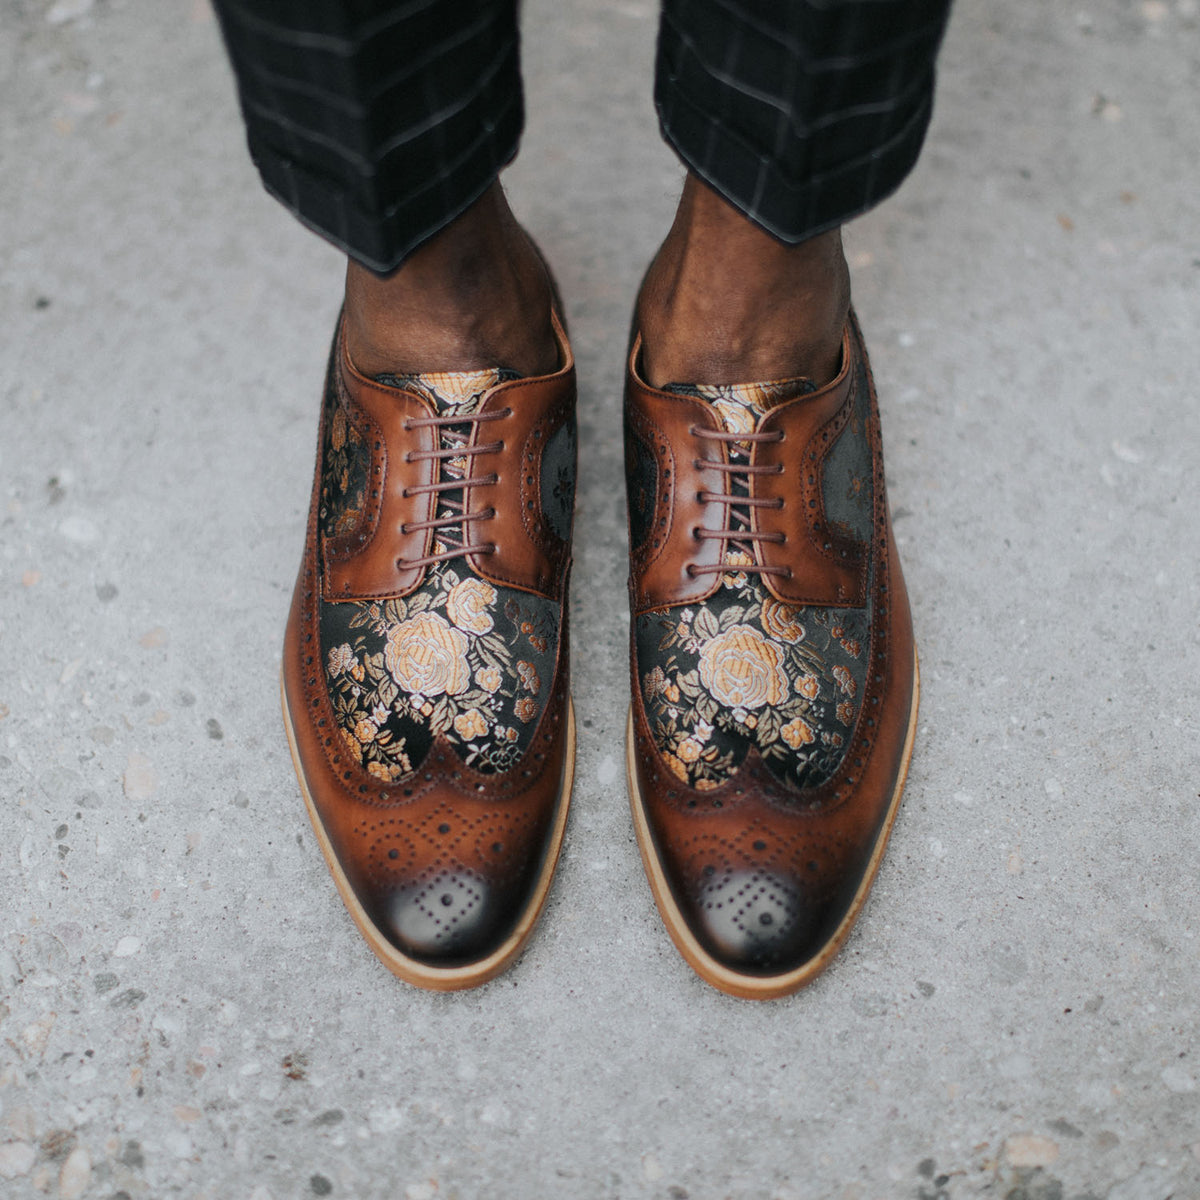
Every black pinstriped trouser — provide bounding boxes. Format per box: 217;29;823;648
214;0;953;273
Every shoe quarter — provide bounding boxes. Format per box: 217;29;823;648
322;342;439;602
752;340;868;609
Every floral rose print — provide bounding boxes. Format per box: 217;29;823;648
318;365;563;780
384;612;471;696
698;625;788;710
781;718;815;749
761;599;806;644
447;578;496;635
328;643;356;675
637;372;870;791
453;709;488;740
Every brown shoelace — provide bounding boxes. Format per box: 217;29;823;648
395;406;511;569
687;425;790;579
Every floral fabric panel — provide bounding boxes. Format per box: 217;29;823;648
624;421;658;553
319;388;372;542
821;357;873;543
320;367;560;781
639;374;871;793
322;572;559;780
540;416;577;542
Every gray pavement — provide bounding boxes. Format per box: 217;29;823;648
2;1;1199;1197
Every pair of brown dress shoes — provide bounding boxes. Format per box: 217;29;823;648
280;287;918;1000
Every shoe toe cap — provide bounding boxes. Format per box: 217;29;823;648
683;863;865;977
364;870;509;968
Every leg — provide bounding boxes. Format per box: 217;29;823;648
215;1;576;988
214;0;558;377
625;0;952;998
639;0;953;386
637;174;849;389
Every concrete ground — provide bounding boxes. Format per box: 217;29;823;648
2;1;1198;1197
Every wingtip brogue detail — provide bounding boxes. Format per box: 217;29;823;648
624;309;918;999
282;309;577;990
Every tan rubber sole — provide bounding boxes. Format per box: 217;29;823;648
281;675;576;991
625;650;919;1000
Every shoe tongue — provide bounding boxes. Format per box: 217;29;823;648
662;376;816;435
375;367;521;415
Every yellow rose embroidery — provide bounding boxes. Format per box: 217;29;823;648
832;665;856;697
475;666;502;693
327;643;356;675
446;578;497;635
761;599;806;644
517;661;540;693
514;697;537;722
354;718;377;744
678;737;703;763
722;549;754;587
713;397;757;437
453;709;488;740
367;754;411;782
697;624;788;710
664;752;689;782
780;718;815;749
797;674;820;700
384;612;470;696
331;405;347;451
836;700;855;725
643;666;667;698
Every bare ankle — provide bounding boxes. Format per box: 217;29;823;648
637;175;849;389
343;183;559;379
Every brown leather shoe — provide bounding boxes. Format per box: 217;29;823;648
281;310;577;990
624;310;918;999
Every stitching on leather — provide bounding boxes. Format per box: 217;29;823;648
756;357;868;608
470;384;572;597
323;368;385;567
629;321;910;822
301;542;570;813
627;392;724;611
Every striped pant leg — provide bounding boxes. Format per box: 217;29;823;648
655;0;955;243
213;0;523;273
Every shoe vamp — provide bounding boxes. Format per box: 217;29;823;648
320;573;560;782
635;573;869;793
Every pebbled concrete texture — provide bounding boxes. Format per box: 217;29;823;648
1;0;1198;1197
